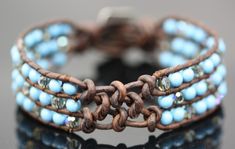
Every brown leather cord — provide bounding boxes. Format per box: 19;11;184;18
15;16;223;133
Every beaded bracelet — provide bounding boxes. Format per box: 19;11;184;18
11;15;227;133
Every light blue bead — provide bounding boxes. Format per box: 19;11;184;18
11;69;19;80
195;81;208;96
16;75;25;88
29;69;41;83
185;24;196;38
206;37;215;49
171;55;186;66
169;72;183;87
11;82;17;92
182;41;198;58
35;40;58;57
52;112;67;125
216;64;226;77
21;64;31;77
171;38;185;53
163;19;177;34
161;111;173;125
172;107;186;122
182;86;196;100
66;99;81;112
193;100;207;114
210;54;220;66
52;52;67;66
24;29;43;48
39;92;52;106
205;95;216;109
49;79;62;93
193;27;207;42
210;73;222;86
26;51;35;60
159;52;173;67
40;108;53;122
201;59;214;74
16;92;25;106
10;46;21;65
218;82;227;95
23;98;35;112
29;87;41;100
219;38;226;53
62;83;77;95
182;68;194;82
47;24;72;37
157;95;174;109
37;59;49;69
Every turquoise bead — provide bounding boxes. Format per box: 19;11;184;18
172;107;186;122
157;95;174;109
37;59;49;69
171;55;186;66
205;95;216;109
10;46;21;65
47;24;72;37
218;82;227;95
169;72;183;87
40;108;53;122
182;86;196;100
193;100;207;114
29;69;41;83
206;37;215;49
183;41;198;58
161;111;173;125
195;81;207;96
23;98;35;112
193;27;207;42
16;92;25;106
219;38;226;53
29;87;41;100
159;52;173;67
24;29;43;48
210;73;222;86
182;68;194;82
11;69;19;80
185;24;196;38
49;79;62;93
15;74;25;88
171;38;185;53
35;40;58;57
26;51;35;60
52;52;67;66
52;112;67;125
66;99;81;112
201;59;214;74
216;64;226;77
63;83;77;95
163;19;177;34
210;53;220;66
39;92;52;106
21;64;31;77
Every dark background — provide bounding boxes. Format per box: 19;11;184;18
0;0;234;148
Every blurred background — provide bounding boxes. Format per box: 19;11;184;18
0;0;234;148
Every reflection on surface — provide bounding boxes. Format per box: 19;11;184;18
16;107;223;149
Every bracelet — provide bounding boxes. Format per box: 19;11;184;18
16;107;223;148
11;15;227;133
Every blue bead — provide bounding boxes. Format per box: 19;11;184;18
161;111;173;125
26;51;35;60
24;29;43;48
201;59;214;74
37;59;49;69
39;92;52;106
182;68;194;82
157;95;174;109
62;83;77;95
210;53;220;66
16;75;25;88
193;27;207;42
16;92;25;106
193;100;207;114
49;79;62;93
216;64;226;77
205;95;216;109
35;40;58;57
29;69;41;83
21;64;31;77
219;38;226;53
185;24;196;38
182;41;198;58
52;112;67;125
29;87;41;100
206;37;215;49
210;73;222;86
12;69;19;80
163;19;177;34
171;55;186;66
159;52;173;67
47;24;72;37
169;72;183;87
23;98;35;112
195;81;208;96
172;107;186;122
218;82;227;95
66;99;81;112
171;38;185;53
40;108;53;122
10;46;21;65
52;52;67;66
182;86;196;100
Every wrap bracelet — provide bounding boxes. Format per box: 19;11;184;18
11;15;227;133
